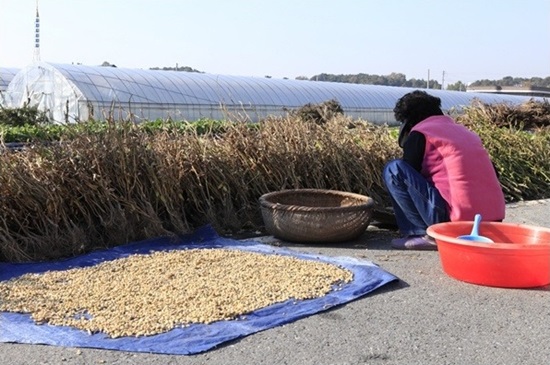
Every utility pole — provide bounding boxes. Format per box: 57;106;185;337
441;71;445;90
427;69;430;89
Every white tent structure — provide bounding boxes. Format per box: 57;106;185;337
3;62;542;124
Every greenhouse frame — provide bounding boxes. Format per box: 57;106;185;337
2;62;544;124
0;67;19;90
0;67;20;104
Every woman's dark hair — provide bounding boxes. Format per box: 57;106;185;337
394;90;444;147
393;90;444;126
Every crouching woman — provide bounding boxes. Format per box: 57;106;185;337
383;90;505;250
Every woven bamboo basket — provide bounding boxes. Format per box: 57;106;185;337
259;189;375;243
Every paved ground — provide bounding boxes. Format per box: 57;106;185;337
1;199;549;365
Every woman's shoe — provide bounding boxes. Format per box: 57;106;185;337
391;235;437;250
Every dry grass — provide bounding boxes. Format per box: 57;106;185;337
0;116;399;262
458;98;550;130
457;101;550;201
1;101;548;262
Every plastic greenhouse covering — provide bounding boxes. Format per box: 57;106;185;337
0;67;19;90
0;67;20;104
2;62;542;124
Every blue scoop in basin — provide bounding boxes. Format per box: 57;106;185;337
457;214;494;243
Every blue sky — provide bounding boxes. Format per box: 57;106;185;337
1;0;549;86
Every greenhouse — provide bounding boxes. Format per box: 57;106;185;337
0;67;20;104
2;62;543;124
0;67;19;91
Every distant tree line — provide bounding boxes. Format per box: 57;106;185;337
100;61;202;73
297;73;550;91
149;66;203;73
298;72;441;89
469;76;550;88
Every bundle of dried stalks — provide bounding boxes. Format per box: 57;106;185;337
0;116;399;262
458;99;550;130
464;118;550;201
457;100;550;201
1;104;547;262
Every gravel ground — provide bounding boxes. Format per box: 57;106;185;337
1;199;549;365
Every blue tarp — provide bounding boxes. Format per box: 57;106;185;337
0;225;397;355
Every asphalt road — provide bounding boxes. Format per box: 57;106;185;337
1;199;549;365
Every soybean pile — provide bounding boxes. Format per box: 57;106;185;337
0;248;353;338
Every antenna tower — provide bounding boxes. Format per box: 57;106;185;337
33;0;41;62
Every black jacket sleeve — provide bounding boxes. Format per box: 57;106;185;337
402;131;425;172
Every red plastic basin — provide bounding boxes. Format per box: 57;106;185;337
427;222;550;288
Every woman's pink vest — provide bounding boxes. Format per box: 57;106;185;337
412;115;505;221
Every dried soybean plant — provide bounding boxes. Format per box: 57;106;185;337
457;100;550;201
467;120;550;201
249;115;399;205
458;98;550;130
0;115;399;262
0;123;179;262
